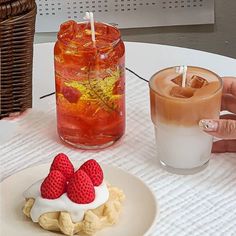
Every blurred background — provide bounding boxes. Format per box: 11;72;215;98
35;0;236;58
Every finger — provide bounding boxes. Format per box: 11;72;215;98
221;94;236;113
199;119;236;139
220;114;236;120
212;140;236;153
222;77;236;96
2;110;30;120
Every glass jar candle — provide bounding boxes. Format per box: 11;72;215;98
149;66;222;174
54;20;125;149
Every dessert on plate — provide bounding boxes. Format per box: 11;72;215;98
23;153;125;235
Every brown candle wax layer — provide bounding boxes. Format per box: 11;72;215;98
149;67;222;126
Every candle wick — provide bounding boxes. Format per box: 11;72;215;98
89;12;96;45
84;12;96;46
181;65;187;87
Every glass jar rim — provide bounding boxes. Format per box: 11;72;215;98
57;21;122;51
149;65;223;102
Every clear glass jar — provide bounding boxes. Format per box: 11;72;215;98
54;20;125;149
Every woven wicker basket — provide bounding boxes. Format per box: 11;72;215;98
0;0;36;119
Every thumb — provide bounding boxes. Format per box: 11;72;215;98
199;119;236;139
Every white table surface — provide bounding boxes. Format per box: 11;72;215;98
1;42;236;236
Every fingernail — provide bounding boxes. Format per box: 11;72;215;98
199;119;218;131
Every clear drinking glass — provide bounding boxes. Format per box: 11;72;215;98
149;66;222;174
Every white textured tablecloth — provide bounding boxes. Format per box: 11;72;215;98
1;42;236;235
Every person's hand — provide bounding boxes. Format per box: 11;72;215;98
199;77;236;153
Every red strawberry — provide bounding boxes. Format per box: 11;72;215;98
79;159;103;186
113;78;124;95
62;86;81;103
41;170;67;199
50;153;74;180
67;170;95;204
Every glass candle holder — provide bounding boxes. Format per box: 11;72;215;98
54;20;125;149
149;66;222;174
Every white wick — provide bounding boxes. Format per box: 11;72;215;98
181;65;187;87
84;12;96;45
176;65;188;87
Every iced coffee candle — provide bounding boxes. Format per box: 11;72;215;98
149;66;222;174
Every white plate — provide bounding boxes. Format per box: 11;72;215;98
0;164;159;236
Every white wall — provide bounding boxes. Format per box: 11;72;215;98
35;0;236;58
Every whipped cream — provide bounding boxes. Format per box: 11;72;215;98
23;179;109;223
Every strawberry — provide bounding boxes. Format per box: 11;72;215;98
113;78;124;95
50;153;74;180
79;159;103;186
62;86;81;103
67;170;95;204
41;170;67;199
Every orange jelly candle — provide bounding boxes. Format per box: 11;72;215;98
54;20;125;149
